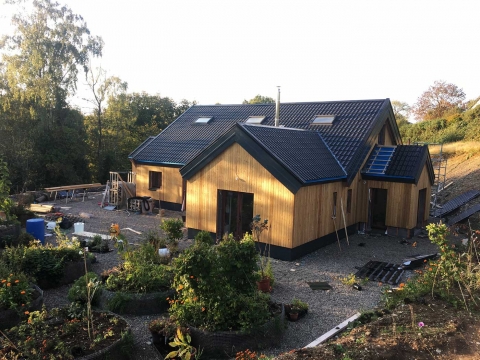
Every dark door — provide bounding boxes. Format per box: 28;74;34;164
417;188;427;228
370;188;388;229
217;190;254;239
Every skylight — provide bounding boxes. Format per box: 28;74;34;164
246;116;265;125
195;117;213;124
364;146;396;174
312;115;336;125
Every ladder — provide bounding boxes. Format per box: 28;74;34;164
108;171;136;206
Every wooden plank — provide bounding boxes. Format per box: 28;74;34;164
305;312;361;348
44;183;102;191
28;204;54;213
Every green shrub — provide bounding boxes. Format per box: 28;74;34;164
105;242;173;293
68;272;102;305
0;242;82;287
107;292;132;313
194;230;214;246
0;271;33;312
160;218;184;243
170;233;270;332
13;232;34;247
144;229;167;250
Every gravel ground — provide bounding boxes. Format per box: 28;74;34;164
38;194;439;358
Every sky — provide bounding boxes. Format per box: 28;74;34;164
1;0;480;115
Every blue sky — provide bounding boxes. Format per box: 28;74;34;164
1;0;479;114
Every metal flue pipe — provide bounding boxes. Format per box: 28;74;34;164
275;86;280;127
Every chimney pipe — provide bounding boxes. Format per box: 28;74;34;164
275;86;280;127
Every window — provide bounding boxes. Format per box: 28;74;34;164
347;189;352;214
333;192;337;217
195;117;212;124
246;116;266;125
149;171;162;189
312;115;336;125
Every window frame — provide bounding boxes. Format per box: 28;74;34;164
149;171;162;190
347;189;352;214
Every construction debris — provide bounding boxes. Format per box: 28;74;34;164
28;204;54;213
121;227;142;235
402;253;438;269
448;204;480;226
355;261;404;285
434;190;480;217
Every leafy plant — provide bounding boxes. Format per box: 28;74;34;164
340;273;368;287
149;316;178;337
194;230;214;246
144;229;167;250
170;233;271;332
68;272;102;305
291;298;308;312
165;328;199;360
160;218;184;243
105;242;173;293
107;292;132;313
250;215;270;280
0;272;32;312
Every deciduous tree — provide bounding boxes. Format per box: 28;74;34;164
242;95;275;104
412;81;465;121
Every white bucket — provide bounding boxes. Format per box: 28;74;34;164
158;248;170;257
46;222;57;230
74;222;84;233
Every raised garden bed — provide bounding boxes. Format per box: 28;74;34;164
36;258;93;289
97;288;174;315
1;310;132;359
0;284;44;330
188;303;286;358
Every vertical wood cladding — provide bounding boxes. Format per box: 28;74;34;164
186;143;295;248
132;163;183;204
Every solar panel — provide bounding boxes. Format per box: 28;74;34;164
365;146;396;174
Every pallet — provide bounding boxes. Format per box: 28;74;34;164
448;204;480;226
355;260;404;285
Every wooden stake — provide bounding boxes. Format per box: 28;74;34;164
332;217;341;251
340;198;350;246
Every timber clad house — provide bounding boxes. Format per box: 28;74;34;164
129;99;434;260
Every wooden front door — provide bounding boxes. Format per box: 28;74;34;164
217;190;254;239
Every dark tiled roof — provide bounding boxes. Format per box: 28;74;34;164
130;100;391;178
361;145;433;184
128;136;155;158
241;125;346;183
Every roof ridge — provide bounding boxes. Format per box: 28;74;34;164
315;133;348;176
191;99;388;107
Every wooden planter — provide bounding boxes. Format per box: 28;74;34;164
189;304;285;358
0;284;44;330
256;277;271;293
97;288;175;315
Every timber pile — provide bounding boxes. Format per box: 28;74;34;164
28;204;54;214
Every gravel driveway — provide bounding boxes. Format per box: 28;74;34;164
39;193;439;359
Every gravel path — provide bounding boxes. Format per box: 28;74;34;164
39;194;439;358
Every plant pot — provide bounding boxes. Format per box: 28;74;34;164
257;277;271;293
288;312;299;321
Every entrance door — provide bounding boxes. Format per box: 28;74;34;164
217;190;254;239
370;188;388;229
417;188;427;228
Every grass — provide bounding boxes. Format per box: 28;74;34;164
429;141;480;158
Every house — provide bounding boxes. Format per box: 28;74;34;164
130;99;434;260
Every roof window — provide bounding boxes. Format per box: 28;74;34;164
312;115;336;125
195;117;213;124
246;116;265;125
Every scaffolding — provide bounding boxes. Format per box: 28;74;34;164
108;171;136;207
415;142;447;217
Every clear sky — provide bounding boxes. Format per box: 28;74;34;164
1;0;479;113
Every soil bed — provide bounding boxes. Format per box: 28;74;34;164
276;296;480;360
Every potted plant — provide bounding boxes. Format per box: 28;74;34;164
287;298;309;321
251;215;271;292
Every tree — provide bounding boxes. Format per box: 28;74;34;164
84;66;127;179
391;100;410;127
0;0;102;189
242;95;275;104
412;81;466;121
